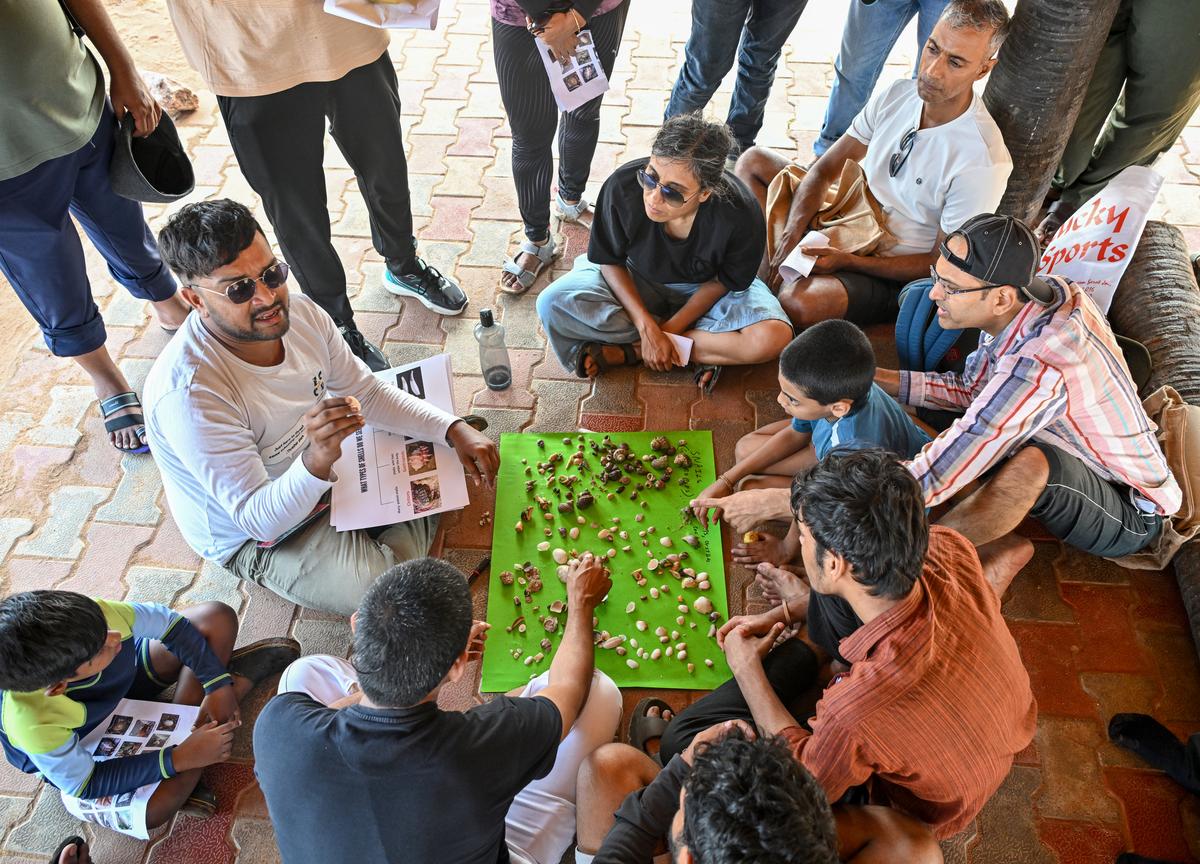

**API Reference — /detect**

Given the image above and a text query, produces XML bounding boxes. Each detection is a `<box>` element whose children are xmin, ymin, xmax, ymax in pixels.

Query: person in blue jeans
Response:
<box><xmin>664</xmin><ymin>0</ymin><xmax>811</xmax><ymax>157</ymax></box>
<box><xmin>815</xmin><ymin>0</ymin><xmax>952</xmax><ymax>157</ymax></box>
<box><xmin>0</xmin><ymin>0</ymin><xmax>191</xmax><ymax>454</ymax></box>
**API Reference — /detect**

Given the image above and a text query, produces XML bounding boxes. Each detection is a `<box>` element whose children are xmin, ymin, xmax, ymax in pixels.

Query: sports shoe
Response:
<box><xmin>383</xmin><ymin>257</ymin><xmax>468</xmax><ymax>316</ymax></box>
<box><xmin>340</xmin><ymin>324</ymin><xmax>389</xmax><ymax>372</ymax></box>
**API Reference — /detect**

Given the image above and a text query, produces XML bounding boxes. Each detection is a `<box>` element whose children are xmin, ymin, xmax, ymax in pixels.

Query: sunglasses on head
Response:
<box><xmin>189</xmin><ymin>261</ymin><xmax>289</xmax><ymax>304</ymax></box>
<box><xmin>889</xmin><ymin>127</ymin><xmax>917</xmax><ymax>177</ymax></box>
<box><xmin>636</xmin><ymin>169</ymin><xmax>699</xmax><ymax>208</ymax></box>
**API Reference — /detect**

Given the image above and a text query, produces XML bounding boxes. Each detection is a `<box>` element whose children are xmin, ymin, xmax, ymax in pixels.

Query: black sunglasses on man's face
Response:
<box><xmin>188</xmin><ymin>261</ymin><xmax>289</xmax><ymax>304</ymax></box>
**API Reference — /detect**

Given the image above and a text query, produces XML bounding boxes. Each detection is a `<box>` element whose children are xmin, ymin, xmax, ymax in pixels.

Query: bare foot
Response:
<box><xmin>152</xmin><ymin>292</ymin><xmax>192</xmax><ymax>330</ymax></box>
<box><xmin>641</xmin><ymin>704</ymin><xmax>673</xmax><ymax>757</ymax></box>
<box><xmin>732</xmin><ymin>532</ymin><xmax>791</xmax><ymax>569</ymax></box>
<box><xmin>581</xmin><ymin>344</ymin><xmax>640</xmax><ymax>378</ymax></box>
<box><xmin>976</xmin><ymin>533</ymin><xmax>1035</xmax><ymax>598</ymax></box>
<box><xmin>500</xmin><ymin>239</ymin><xmax>553</xmax><ymax>292</ymax></box>
<box><xmin>755</xmin><ymin>562</ymin><xmax>809</xmax><ymax>609</ymax></box>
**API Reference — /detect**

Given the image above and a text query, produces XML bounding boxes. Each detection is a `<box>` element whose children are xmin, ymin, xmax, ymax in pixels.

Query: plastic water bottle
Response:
<box><xmin>475</xmin><ymin>308</ymin><xmax>512</xmax><ymax>391</ymax></box>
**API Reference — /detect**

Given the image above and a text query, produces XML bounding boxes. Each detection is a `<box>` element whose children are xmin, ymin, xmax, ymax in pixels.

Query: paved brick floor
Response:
<box><xmin>2</xmin><ymin>1</ymin><xmax>1200</xmax><ymax>861</ymax></box>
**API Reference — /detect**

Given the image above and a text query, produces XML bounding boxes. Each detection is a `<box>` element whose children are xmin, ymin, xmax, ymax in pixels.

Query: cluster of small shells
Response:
<box><xmin>498</xmin><ymin>434</ymin><xmax>726</xmax><ymax>674</ymax></box>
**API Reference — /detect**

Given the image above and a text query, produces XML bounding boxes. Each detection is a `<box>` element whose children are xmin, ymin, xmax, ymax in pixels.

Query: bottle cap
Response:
<box><xmin>479</xmin><ymin>308</ymin><xmax>495</xmax><ymax>328</ymax></box>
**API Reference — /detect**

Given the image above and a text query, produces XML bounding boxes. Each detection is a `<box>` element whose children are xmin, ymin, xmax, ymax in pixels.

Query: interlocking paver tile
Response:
<box><xmin>1105</xmin><ymin>766</ymin><xmax>1196</xmax><ymax>861</ymax></box>
<box><xmin>579</xmin><ymin>366</ymin><xmax>640</xmax><ymax>417</ymax></box>
<box><xmin>4</xmin><ymin>784</ymin><xmax>82</xmax><ymax>857</ymax></box>
<box><xmin>291</xmin><ymin>616</ymin><xmax>352</xmax><ymax>659</ymax></box>
<box><xmin>1033</xmin><ymin>717</ymin><xmax>1123</xmax><ymax>824</ymax></box>
<box><xmin>964</xmin><ymin>766</ymin><xmax>1055</xmax><ymax>863</ymax></box>
<box><xmin>1036</xmin><ymin>819</ymin><xmax>1126</xmax><ymax>864</ymax></box>
<box><xmin>236</xmin><ymin>583</ymin><xmax>298</xmax><ymax>648</ymax></box>
<box><xmin>1008</xmin><ymin>621</ymin><xmax>1096</xmax><ymax>718</ymax></box>
<box><xmin>0</xmin><ymin>518</ymin><xmax>33</xmax><ymax>564</ymax></box>
<box><xmin>449</xmin><ymin>117</ymin><xmax>503</xmax><ymax>157</ymax></box>
<box><xmin>1079</xmin><ymin>672</ymin><xmax>1168</xmax><ymax>769</ymax></box>
<box><xmin>123</xmin><ymin>565</ymin><xmax>196</xmax><ymax>605</ymax></box>
<box><xmin>1142</xmin><ymin>627</ymin><xmax>1200</xmax><ymax>723</ymax></box>
<box><xmin>526</xmin><ymin>379</ymin><xmax>589</xmax><ymax>432</ymax></box>
<box><xmin>32</xmin><ymin>385</ymin><xmax>94</xmax><ymax>448</ymax></box>
<box><xmin>94</xmin><ymin>454</ymin><xmax>164</xmax><ymax>526</ymax></box>
<box><xmin>1002</xmin><ymin>542</ymin><xmax>1075</xmax><ymax>622</ymax></box>
<box><xmin>56</xmin><ymin>523</ymin><xmax>156</xmax><ymax>598</ymax></box>
<box><xmin>104</xmin><ymin>291</ymin><xmax>150</xmax><ymax>328</ymax></box>
<box><xmin>493</xmin><ymin>291</ymin><xmax>547</xmax><ymax>350</ymax></box>
<box><xmin>435</xmin><ymin>156</ymin><xmax>492</xmax><ymax>197</ymax></box>
<box><xmin>0</xmin><ymin>412</ymin><xmax>35</xmax><ymax>455</ymax></box>
<box><xmin>461</xmin><ymin>82</ymin><xmax>507</xmax><ymax>119</ymax></box>
<box><xmin>13</xmin><ymin>486</ymin><xmax>108</xmax><ymax>560</ymax></box>
<box><xmin>412</xmin><ymin>99</ymin><xmax>467</xmax><ymax>136</ymax></box>
<box><xmin>230</xmin><ymin>818</ymin><xmax>281</xmax><ymax>864</ymax></box>
<box><xmin>395</xmin><ymin>47</ymin><xmax>447</xmax><ymax>82</ymax></box>
<box><xmin>179</xmin><ymin>560</ymin><xmax>245</xmax><ymax>612</ymax></box>
<box><xmin>1060</xmin><ymin>583</ymin><xmax>1151</xmax><ymax>674</ymax></box>
<box><xmin>3</xmin><ymin>560</ymin><xmax>73</xmax><ymax>596</ymax></box>
<box><xmin>405</xmin><ymin>134</ymin><xmax>456</xmax><ymax>175</ymax></box>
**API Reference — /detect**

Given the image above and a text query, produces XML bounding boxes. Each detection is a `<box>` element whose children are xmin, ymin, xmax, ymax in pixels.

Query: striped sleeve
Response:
<box><xmin>907</xmin><ymin>354</ymin><xmax>1067</xmax><ymax>506</ymax></box>
<box><xmin>781</xmin><ymin>718</ymin><xmax>874</xmax><ymax>804</ymax></box>
<box><xmin>129</xmin><ymin>603</ymin><xmax>232</xmax><ymax>694</ymax></box>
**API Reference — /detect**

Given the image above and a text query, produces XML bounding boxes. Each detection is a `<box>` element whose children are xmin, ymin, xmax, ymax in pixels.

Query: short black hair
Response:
<box><xmin>792</xmin><ymin>448</ymin><xmax>928</xmax><ymax>600</ymax></box>
<box><xmin>0</xmin><ymin>591</ymin><xmax>108</xmax><ymax>692</ymax></box>
<box><xmin>157</xmin><ymin>198</ymin><xmax>263</xmax><ymax>281</ymax></box>
<box><xmin>680</xmin><ymin>729</ymin><xmax>839</xmax><ymax>864</ymax></box>
<box><xmin>352</xmin><ymin>558</ymin><xmax>473</xmax><ymax>707</ymax></box>
<box><xmin>778</xmin><ymin>320</ymin><xmax>875</xmax><ymax>411</ymax></box>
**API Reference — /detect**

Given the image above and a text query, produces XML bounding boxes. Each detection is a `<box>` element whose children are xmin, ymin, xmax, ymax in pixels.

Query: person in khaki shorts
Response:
<box><xmin>142</xmin><ymin>200</ymin><xmax>498</xmax><ymax>616</ymax></box>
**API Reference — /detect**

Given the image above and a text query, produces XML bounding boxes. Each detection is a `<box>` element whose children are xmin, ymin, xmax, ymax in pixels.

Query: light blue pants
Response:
<box><xmin>815</xmin><ymin>0</ymin><xmax>949</xmax><ymax>155</ymax></box>
<box><xmin>536</xmin><ymin>256</ymin><xmax>790</xmax><ymax>374</ymax></box>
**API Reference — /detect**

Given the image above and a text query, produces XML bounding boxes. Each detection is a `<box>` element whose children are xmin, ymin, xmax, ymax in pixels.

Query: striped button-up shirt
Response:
<box><xmin>782</xmin><ymin>527</ymin><xmax>1037</xmax><ymax>838</ymax></box>
<box><xmin>897</xmin><ymin>275</ymin><xmax>1181</xmax><ymax>512</ymax></box>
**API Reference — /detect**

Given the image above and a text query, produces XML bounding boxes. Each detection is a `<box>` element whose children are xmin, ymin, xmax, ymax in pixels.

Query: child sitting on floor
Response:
<box><xmin>0</xmin><ymin>591</ymin><xmax>297</xmax><ymax>837</ymax></box>
<box><xmin>692</xmin><ymin>319</ymin><xmax>930</xmax><ymax>567</ymax></box>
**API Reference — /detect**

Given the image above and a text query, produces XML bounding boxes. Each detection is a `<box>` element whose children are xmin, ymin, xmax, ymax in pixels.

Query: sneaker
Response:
<box><xmin>383</xmin><ymin>257</ymin><xmax>468</xmax><ymax>316</ymax></box>
<box><xmin>340</xmin><ymin>324</ymin><xmax>389</xmax><ymax>372</ymax></box>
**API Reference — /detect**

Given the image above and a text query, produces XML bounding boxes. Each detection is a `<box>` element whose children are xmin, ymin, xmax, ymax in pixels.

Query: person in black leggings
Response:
<box><xmin>492</xmin><ymin>0</ymin><xmax>629</xmax><ymax>294</ymax></box>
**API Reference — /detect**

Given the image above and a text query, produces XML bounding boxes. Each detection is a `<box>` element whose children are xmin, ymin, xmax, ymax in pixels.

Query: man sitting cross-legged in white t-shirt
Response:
<box><xmin>144</xmin><ymin>199</ymin><xmax>498</xmax><ymax>616</ymax></box>
<box><xmin>735</xmin><ymin>0</ymin><xmax>1013</xmax><ymax>330</ymax></box>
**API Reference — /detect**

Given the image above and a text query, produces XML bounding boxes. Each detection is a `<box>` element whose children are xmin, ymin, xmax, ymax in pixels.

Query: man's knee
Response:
<box><xmin>991</xmin><ymin>445</ymin><xmax>1051</xmax><ymax>497</ymax></box>
<box><xmin>779</xmin><ymin>277</ymin><xmax>844</xmax><ymax>329</ymax></box>
<box><xmin>745</xmin><ymin>320</ymin><xmax>795</xmax><ymax>363</ymax></box>
<box><xmin>579</xmin><ymin>743</ymin><xmax>657</xmax><ymax>795</ymax></box>
<box><xmin>735</xmin><ymin>146</ymin><xmax>786</xmax><ymax>188</ymax></box>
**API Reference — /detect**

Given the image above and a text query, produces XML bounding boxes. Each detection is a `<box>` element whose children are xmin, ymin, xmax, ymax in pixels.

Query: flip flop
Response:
<box><xmin>99</xmin><ymin>391</ymin><xmax>150</xmax><ymax>454</ymax></box>
<box><xmin>48</xmin><ymin>837</ymin><xmax>84</xmax><ymax>864</ymax></box>
<box><xmin>228</xmin><ymin>637</ymin><xmax>301</xmax><ymax>688</ymax></box>
<box><xmin>501</xmin><ymin>236</ymin><xmax>559</xmax><ymax>295</ymax></box>
<box><xmin>575</xmin><ymin>342</ymin><xmax>637</xmax><ymax>379</ymax></box>
<box><xmin>627</xmin><ymin>697</ymin><xmax>674</xmax><ymax>766</ymax></box>
<box><xmin>692</xmin><ymin>364</ymin><xmax>723</xmax><ymax>396</ymax></box>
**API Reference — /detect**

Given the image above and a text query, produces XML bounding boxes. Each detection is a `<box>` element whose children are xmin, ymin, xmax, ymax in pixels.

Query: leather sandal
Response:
<box><xmin>575</xmin><ymin>342</ymin><xmax>637</xmax><ymax>379</ymax></box>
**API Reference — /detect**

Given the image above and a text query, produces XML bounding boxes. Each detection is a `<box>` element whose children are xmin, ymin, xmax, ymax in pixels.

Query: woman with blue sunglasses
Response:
<box><xmin>536</xmin><ymin>114</ymin><xmax>793</xmax><ymax>392</ymax></box>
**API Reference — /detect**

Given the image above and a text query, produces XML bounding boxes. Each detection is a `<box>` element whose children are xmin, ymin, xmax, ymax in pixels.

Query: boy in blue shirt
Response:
<box><xmin>692</xmin><ymin>319</ymin><xmax>930</xmax><ymax>567</ymax></box>
<box><xmin>0</xmin><ymin>590</ymin><xmax>298</xmax><ymax>837</ymax></box>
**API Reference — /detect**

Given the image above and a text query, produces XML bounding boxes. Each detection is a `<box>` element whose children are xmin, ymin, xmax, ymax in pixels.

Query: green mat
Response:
<box><xmin>480</xmin><ymin>431</ymin><xmax>733</xmax><ymax>692</ymax></box>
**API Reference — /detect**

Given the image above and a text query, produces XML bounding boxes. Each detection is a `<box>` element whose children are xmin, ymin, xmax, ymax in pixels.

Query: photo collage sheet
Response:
<box><xmin>331</xmin><ymin>354</ymin><xmax>469</xmax><ymax>531</ymax></box>
<box><xmin>538</xmin><ymin>27</ymin><xmax>610</xmax><ymax>112</ymax></box>
<box><xmin>61</xmin><ymin>699</ymin><xmax>200</xmax><ymax>839</ymax></box>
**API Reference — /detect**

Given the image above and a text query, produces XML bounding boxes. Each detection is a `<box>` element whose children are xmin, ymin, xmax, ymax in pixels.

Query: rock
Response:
<box><xmin>141</xmin><ymin>72</ymin><xmax>198</xmax><ymax>118</ymax></box>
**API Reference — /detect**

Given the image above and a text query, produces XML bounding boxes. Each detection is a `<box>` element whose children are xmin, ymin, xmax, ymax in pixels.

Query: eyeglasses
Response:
<box><xmin>889</xmin><ymin>127</ymin><xmax>917</xmax><ymax>177</ymax></box>
<box><xmin>188</xmin><ymin>261</ymin><xmax>289</xmax><ymax>305</ymax></box>
<box><xmin>929</xmin><ymin>265</ymin><xmax>1001</xmax><ymax>297</ymax></box>
<box><xmin>636</xmin><ymin>169</ymin><xmax>699</xmax><ymax>208</ymax></box>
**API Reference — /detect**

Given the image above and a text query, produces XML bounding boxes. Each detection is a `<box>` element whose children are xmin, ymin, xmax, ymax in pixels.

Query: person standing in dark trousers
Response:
<box><xmin>663</xmin><ymin>0</ymin><xmax>810</xmax><ymax>159</ymax></box>
<box><xmin>163</xmin><ymin>1</ymin><xmax>467</xmax><ymax>372</ymax></box>
<box><xmin>0</xmin><ymin>0</ymin><xmax>192</xmax><ymax>454</ymax></box>
<box><xmin>494</xmin><ymin>0</ymin><xmax>629</xmax><ymax>295</ymax></box>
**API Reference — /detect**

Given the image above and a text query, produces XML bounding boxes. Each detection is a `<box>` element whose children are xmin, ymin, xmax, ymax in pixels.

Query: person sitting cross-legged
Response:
<box><xmin>253</xmin><ymin>554</ymin><xmax>622</xmax><ymax>864</ymax></box>
<box><xmin>0</xmin><ymin>590</ymin><xmax>298</xmax><ymax>837</ymax></box>
<box><xmin>144</xmin><ymin>199</ymin><xmax>498</xmax><ymax>616</ymax></box>
<box><xmin>536</xmin><ymin>113</ymin><xmax>793</xmax><ymax>393</ymax></box>
<box><xmin>660</xmin><ymin>449</ymin><xmax>1037</xmax><ymax>840</ymax></box>
<box><xmin>735</xmin><ymin>0</ymin><xmax>1012</xmax><ymax>330</ymax></box>
<box><xmin>691</xmin><ymin>319</ymin><xmax>930</xmax><ymax>569</ymax></box>
<box><xmin>575</xmin><ymin>723</ymin><xmax>944</xmax><ymax>863</ymax></box>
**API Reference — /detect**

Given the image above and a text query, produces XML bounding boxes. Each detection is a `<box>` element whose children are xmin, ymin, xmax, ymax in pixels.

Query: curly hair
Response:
<box><xmin>791</xmin><ymin>448</ymin><xmax>929</xmax><ymax>600</ymax></box>
<box><xmin>157</xmin><ymin>198</ymin><xmax>264</xmax><ymax>281</ymax></box>
<box><xmin>681</xmin><ymin>730</ymin><xmax>839</xmax><ymax>864</ymax></box>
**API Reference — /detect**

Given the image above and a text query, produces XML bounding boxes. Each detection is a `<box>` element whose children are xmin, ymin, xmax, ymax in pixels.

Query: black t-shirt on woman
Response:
<box><xmin>587</xmin><ymin>157</ymin><xmax>767</xmax><ymax>294</ymax></box>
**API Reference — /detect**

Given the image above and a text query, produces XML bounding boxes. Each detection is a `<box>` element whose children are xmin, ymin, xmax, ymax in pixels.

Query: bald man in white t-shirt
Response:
<box><xmin>735</xmin><ymin>0</ymin><xmax>1012</xmax><ymax>330</ymax></box>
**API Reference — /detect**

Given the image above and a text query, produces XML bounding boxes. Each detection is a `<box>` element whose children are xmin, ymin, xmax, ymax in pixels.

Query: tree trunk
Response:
<box><xmin>1109</xmin><ymin>221</ymin><xmax>1200</xmax><ymax>656</ymax></box>
<box><xmin>983</xmin><ymin>0</ymin><xmax>1121</xmax><ymax>224</ymax></box>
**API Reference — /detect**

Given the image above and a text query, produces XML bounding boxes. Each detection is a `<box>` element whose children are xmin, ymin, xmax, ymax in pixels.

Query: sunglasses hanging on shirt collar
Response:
<box><xmin>889</xmin><ymin>127</ymin><xmax>917</xmax><ymax>177</ymax></box>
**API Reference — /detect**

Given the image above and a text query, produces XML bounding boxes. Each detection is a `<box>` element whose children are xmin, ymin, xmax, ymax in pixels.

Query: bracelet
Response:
<box><xmin>780</xmin><ymin>599</ymin><xmax>792</xmax><ymax>627</ymax></box>
<box><xmin>718</xmin><ymin>473</ymin><xmax>734</xmax><ymax>490</ymax></box>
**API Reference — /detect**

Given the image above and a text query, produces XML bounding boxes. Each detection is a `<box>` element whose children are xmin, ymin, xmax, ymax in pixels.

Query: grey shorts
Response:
<box><xmin>836</xmin><ymin>271</ymin><xmax>904</xmax><ymax>326</ymax></box>
<box><xmin>1025</xmin><ymin>442</ymin><xmax>1162</xmax><ymax>558</ymax></box>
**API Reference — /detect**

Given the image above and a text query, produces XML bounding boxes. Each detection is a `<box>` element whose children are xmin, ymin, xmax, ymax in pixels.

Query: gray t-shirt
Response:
<box><xmin>143</xmin><ymin>294</ymin><xmax>456</xmax><ymax>563</ymax></box>
<box><xmin>0</xmin><ymin>0</ymin><xmax>104</xmax><ymax>181</ymax></box>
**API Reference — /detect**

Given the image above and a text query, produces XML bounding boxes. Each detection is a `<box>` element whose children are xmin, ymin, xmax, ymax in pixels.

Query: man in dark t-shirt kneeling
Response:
<box><xmin>253</xmin><ymin>555</ymin><xmax>621</xmax><ymax>864</ymax></box>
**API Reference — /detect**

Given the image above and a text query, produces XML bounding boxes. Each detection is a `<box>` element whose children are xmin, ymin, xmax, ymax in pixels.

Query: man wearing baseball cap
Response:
<box><xmin>877</xmin><ymin>213</ymin><xmax>1181</xmax><ymax>593</ymax></box>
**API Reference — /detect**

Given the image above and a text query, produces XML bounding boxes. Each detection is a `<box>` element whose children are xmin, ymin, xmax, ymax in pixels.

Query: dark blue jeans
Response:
<box><xmin>0</xmin><ymin>102</ymin><xmax>176</xmax><ymax>357</ymax></box>
<box><xmin>664</xmin><ymin>0</ymin><xmax>809</xmax><ymax>154</ymax></box>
